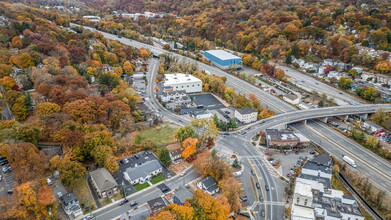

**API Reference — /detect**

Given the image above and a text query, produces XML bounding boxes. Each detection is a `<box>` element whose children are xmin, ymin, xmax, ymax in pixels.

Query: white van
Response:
<box><xmin>47</xmin><ymin>178</ymin><xmax>53</xmax><ymax>186</ymax></box>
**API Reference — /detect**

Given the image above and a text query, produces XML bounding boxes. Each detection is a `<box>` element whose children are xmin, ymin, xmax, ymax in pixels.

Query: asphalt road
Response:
<box><xmin>71</xmin><ymin>23</ymin><xmax>391</xmax><ymax>219</ymax></box>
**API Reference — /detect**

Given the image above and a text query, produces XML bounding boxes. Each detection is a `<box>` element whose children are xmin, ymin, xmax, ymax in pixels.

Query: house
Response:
<box><xmin>264</xmin><ymin>129</ymin><xmax>300</xmax><ymax>148</ymax></box>
<box><xmin>191</xmin><ymin>109</ymin><xmax>213</xmax><ymax>119</ymax></box>
<box><xmin>311</xmin><ymin>153</ymin><xmax>332</xmax><ymax>167</ymax></box>
<box><xmin>374</xmin><ymin>74</ymin><xmax>391</xmax><ymax>85</ymax></box>
<box><xmin>351</xmin><ymin>67</ymin><xmax>363</xmax><ymax>74</ymax></box>
<box><xmin>123</xmin><ymin>160</ymin><xmax>163</xmax><ymax>185</ymax></box>
<box><xmin>361</xmin><ymin>71</ymin><xmax>374</xmax><ymax>81</ymax></box>
<box><xmin>173</xmin><ymin>185</ymin><xmax>194</xmax><ymax>205</ymax></box>
<box><xmin>59</xmin><ymin>193</ymin><xmax>83</xmax><ymax>217</ymax></box>
<box><xmin>301</xmin><ymin>161</ymin><xmax>332</xmax><ymax>180</ymax></box>
<box><xmin>169</xmin><ymin>149</ymin><xmax>182</xmax><ymax>164</ymax></box>
<box><xmin>89</xmin><ymin>168</ymin><xmax>118</xmax><ymax>198</ymax></box>
<box><xmin>160</xmin><ymin>90</ymin><xmax>187</xmax><ymax>103</ymax></box>
<box><xmin>283</xmin><ymin>94</ymin><xmax>300</xmax><ymax>105</ymax></box>
<box><xmin>293</xmin><ymin>58</ymin><xmax>306</xmax><ymax>67</ymax></box>
<box><xmin>291</xmin><ymin>204</ymin><xmax>315</xmax><ymax>220</ymax></box>
<box><xmin>197</xmin><ymin>176</ymin><xmax>219</xmax><ymax>195</ymax></box>
<box><xmin>234</xmin><ymin>107</ymin><xmax>258</xmax><ymax>124</ymax></box>
<box><xmin>119</xmin><ymin>205</ymin><xmax>151</xmax><ymax>220</ymax></box>
<box><xmin>336</xmin><ymin>62</ymin><xmax>350</xmax><ymax>71</ymax></box>
<box><xmin>318</xmin><ymin>66</ymin><xmax>327</xmax><ymax>75</ymax></box>
<box><xmin>147</xmin><ymin>197</ymin><xmax>167</xmax><ymax>215</ymax></box>
<box><xmin>363</xmin><ymin>121</ymin><xmax>383</xmax><ymax>133</ymax></box>
<box><xmin>323</xmin><ymin>59</ymin><xmax>336</xmax><ymax>66</ymax></box>
<box><xmin>303</xmin><ymin>62</ymin><xmax>319</xmax><ymax>72</ymax></box>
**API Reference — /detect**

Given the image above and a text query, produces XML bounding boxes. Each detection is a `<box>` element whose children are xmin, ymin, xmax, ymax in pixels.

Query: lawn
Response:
<box><xmin>101</xmin><ymin>197</ymin><xmax>112</xmax><ymax>206</ymax></box>
<box><xmin>68</xmin><ymin>178</ymin><xmax>96</xmax><ymax>212</ymax></box>
<box><xmin>150</xmin><ymin>174</ymin><xmax>165</xmax><ymax>184</ymax></box>
<box><xmin>134</xmin><ymin>182</ymin><xmax>151</xmax><ymax>191</ymax></box>
<box><xmin>114</xmin><ymin>192</ymin><xmax>124</xmax><ymax>201</ymax></box>
<box><xmin>138</xmin><ymin>124</ymin><xmax>176</xmax><ymax>147</ymax></box>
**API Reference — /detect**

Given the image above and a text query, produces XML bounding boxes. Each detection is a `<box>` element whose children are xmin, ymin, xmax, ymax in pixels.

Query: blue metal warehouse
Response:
<box><xmin>203</xmin><ymin>50</ymin><xmax>242</xmax><ymax>70</ymax></box>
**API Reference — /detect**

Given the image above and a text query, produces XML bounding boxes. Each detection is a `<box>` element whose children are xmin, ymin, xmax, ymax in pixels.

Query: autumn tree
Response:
<box><xmin>139</xmin><ymin>48</ymin><xmax>151</xmax><ymax>60</ymax></box>
<box><xmin>11</xmin><ymin>36</ymin><xmax>23</xmax><ymax>49</ymax></box>
<box><xmin>0</xmin><ymin>64</ymin><xmax>13</xmax><ymax>77</ymax></box>
<box><xmin>181</xmin><ymin>137</ymin><xmax>198</xmax><ymax>159</ymax></box>
<box><xmin>50</xmin><ymin>156</ymin><xmax>86</xmax><ymax>188</ymax></box>
<box><xmin>375</xmin><ymin>61</ymin><xmax>391</xmax><ymax>75</ymax></box>
<box><xmin>36</xmin><ymin>102</ymin><xmax>61</xmax><ymax>119</ymax></box>
<box><xmin>175</xmin><ymin>125</ymin><xmax>196</xmax><ymax>142</ymax></box>
<box><xmin>123</xmin><ymin>61</ymin><xmax>135</xmax><ymax>75</ymax></box>
<box><xmin>338</xmin><ymin>76</ymin><xmax>352</xmax><ymax>90</ymax></box>
<box><xmin>12</xmin><ymin>95</ymin><xmax>28</xmax><ymax>121</ymax></box>
<box><xmin>190</xmin><ymin>118</ymin><xmax>219</xmax><ymax>148</ymax></box>
<box><xmin>189</xmin><ymin>189</ymin><xmax>231</xmax><ymax>219</ymax></box>
<box><xmin>0</xmin><ymin>76</ymin><xmax>16</xmax><ymax>91</ymax></box>
<box><xmin>220</xmin><ymin>177</ymin><xmax>242</xmax><ymax>212</ymax></box>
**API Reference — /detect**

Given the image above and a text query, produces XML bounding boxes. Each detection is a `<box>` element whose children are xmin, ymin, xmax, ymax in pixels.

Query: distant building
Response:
<box><xmin>169</xmin><ymin>149</ymin><xmax>182</xmax><ymax>164</ymax></box>
<box><xmin>163</xmin><ymin>73</ymin><xmax>202</xmax><ymax>93</ymax></box>
<box><xmin>283</xmin><ymin>94</ymin><xmax>300</xmax><ymax>105</ymax></box>
<box><xmin>89</xmin><ymin>168</ymin><xmax>118</xmax><ymax>198</ymax></box>
<box><xmin>361</xmin><ymin>71</ymin><xmax>374</xmax><ymax>81</ymax></box>
<box><xmin>147</xmin><ymin>197</ymin><xmax>167</xmax><ymax>215</ymax></box>
<box><xmin>82</xmin><ymin>15</ymin><xmax>101</xmax><ymax>22</ymax></box>
<box><xmin>160</xmin><ymin>90</ymin><xmax>187</xmax><ymax>102</ymax></box>
<box><xmin>363</xmin><ymin>121</ymin><xmax>383</xmax><ymax>133</ymax></box>
<box><xmin>374</xmin><ymin>74</ymin><xmax>391</xmax><ymax>85</ymax></box>
<box><xmin>197</xmin><ymin>176</ymin><xmax>219</xmax><ymax>195</ymax></box>
<box><xmin>59</xmin><ymin>193</ymin><xmax>83</xmax><ymax>217</ymax></box>
<box><xmin>204</xmin><ymin>50</ymin><xmax>242</xmax><ymax>70</ymax></box>
<box><xmin>264</xmin><ymin>129</ymin><xmax>300</xmax><ymax>148</ymax></box>
<box><xmin>119</xmin><ymin>205</ymin><xmax>151</xmax><ymax>220</ymax></box>
<box><xmin>234</xmin><ymin>107</ymin><xmax>258</xmax><ymax>124</ymax></box>
<box><xmin>351</xmin><ymin>67</ymin><xmax>363</xmax><ymax>74</ymax></box>
<box><xmin>123</xmin><ymin>160</ymin><xmax>163</xmax><ymax>185</ymax></box>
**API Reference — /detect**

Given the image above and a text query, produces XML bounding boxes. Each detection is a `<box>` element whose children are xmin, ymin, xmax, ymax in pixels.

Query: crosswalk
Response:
<box><xmin>243</xmin><ymin>156</ymin><xmax>280</xmax><ymax>179</ymax></box>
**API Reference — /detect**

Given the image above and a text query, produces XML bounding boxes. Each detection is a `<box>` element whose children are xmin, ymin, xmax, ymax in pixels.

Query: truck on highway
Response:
<box><xmin>342</xmin><ymin>155</ymin><xmax>357</xmax><ymax>168</ymax></box>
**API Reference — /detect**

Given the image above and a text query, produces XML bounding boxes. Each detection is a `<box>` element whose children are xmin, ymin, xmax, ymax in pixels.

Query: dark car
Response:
<box><xmin>130</xmin><ymin>201</ymin><xmax>138</xmax><ymax>207</ymax></box>
<box><xmin>251</xmin><ymin>170</ymin><xmax>255</xmax><ymax>175</ymax></box>
<box><xmin>261</xmin><ymin>209</ymin><xmax>265</xmax><ymax>217</ymax></box>
<box><xmin>162</xmin><ymin>187</ymin><xmax>170</xmax><ymax>193</ymax></box>
<box><xmin>134</xmin><ymin>155</ymin><xmax>139</xmax><ymax>159</ymax></box>
<box><xmin>309</xmin><ymin>151</ymin><xmax>316</xmax><ymax>155</ymax></box>
<box><xmin>259</xmin><ymin>195</ymin><xmax>263</xmax><ymax>202</ymax></box>
<box><xmin>240</xmin><ymin>196</ymin><xmax>248</xmax><ymax>202</ymax></box>
<box><xmin>119</xmin><ymin>199</ymin><xmax>129</xmax><ymax>206</ymax></box>
<box><xmin>256</xmin><ymin>183</ymin><xmax>260</xmax><ymax>189</ymax></box>
<box><xmin>265</xmin><ymin>185</ymin><xmax>269</xmax><ymax>191</ymax></box>
<box><xmin>117</xmin><ymin>35</ymin><xmax>122</xmax><ymax>38</ymax></box>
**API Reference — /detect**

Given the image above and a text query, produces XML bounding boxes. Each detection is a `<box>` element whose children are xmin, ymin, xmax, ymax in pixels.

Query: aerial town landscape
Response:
<box><xmin>0</xmin><ymin>0</ymin><xmax>390</xmax><ymax>220</ymax></box>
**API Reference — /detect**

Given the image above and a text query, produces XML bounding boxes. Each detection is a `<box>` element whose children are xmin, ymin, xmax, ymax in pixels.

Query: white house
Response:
<box><xmin>351</xmin><ymin>67</ymin><xmax>363</xmax><ymax>74</ymax></box>
<box><xmin>82</xmin><ymin>15</ymin><xmax>101</xmax><ymax>22</ymax></box>
<box><xmin>293</xmin><ymin>58</ymin><xmax>306</xmax><ymax>67</ymax></box>
<box><xmin>59</xmin><ymin>193</ymin><xmax>83</xmax><ymax>217</ymax></box>
<box><xmin>163</xmin><ymin>73</ymin><xmax>202</xmax><ymax>93</ymax></box>
<box><xmin>323</xmin><ymin>59</ymin><xmax>336</xmax><ymax>66</ymax></box>
<box><xmin>191</xmin><ymin>109</ymin><xmax>213</xmax><ymax>119</ymax></box>
<box><xmin>160</xmin><ymin>90</ymin><xmax>191</xmax><ymax>106</ymax></box>
<box><xmin>301</xmin><ymin>161</ymin><xmax>332</xmax><ymax>180</ymax></box>
<box><xmin>123</xmin><ymin>160</ymin><xmax>163</xmax><ymax>185</ymax></box>
<box><xmin>363</xmin><ymin>121</ymin><xmax>383</xmax><ymax>133</ymax></box>
<box><xmin>234</xmin><ymin>107</ymin><xmax>258</xmax><ymax>123</ymax></box>
<box><xmin>197</xmin><ymin>176</ymin><xmax>219</xmax><ymax>195</ymax></box>
<box><xmin>361</xmin><ymin>71</ymin><xmax>374</xmax><ymax>81</ymax></box>
<box><xmin>283</xmin><ymin>94</ymin><xmax>300</xmax><ymax>105</ymax></box>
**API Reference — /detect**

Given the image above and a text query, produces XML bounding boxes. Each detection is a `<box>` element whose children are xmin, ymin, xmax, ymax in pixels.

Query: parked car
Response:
<box><xmin>259</xmin><ymin>195</ymin><xmax>263</xmax><ymax>202</ymax></box>
<box><xmin>119</xmin><ymin>199</ymin><xmax>129</xmax><ymax>206</ymax></box>
<box><xmin>240</xmin><ymin>196</ymin><xmax>248</xmax><ymax>202</ymax></box>
<box><xmin>261</xmin><ymin>209</ymin><xmax>265</xmax><ymax>217</ymax></box>
<box><xmin>82</xmin><ymin>214</ymin><xmax>94</xmax><ymax>220</ymax></box>
<box><xmin>180</xmin><ymin>172</ymin><xmax>186</xmax><ymax>177</ymax></box>
<box><xmin>57</xmin><ymin>192</ymin><xmax>63</xmax><ymax>199</ymax></box>
<box><xmin>47</xmin><ymin>178</ymin><xmax>52</xmax><ymax>186</ymax></box>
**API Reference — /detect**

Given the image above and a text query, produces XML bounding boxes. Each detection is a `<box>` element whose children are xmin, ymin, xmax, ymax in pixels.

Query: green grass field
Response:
<box><xmin>150</xmin><ymin>174</ymin><xmax>165</xmax><ymax>184</ymax></box>
<box><xmin>133</xmin><ymin>182</ymin><xmax>151</xmax><ymax>191</ymax></box>
<box><xmin>138</xmin><ymin>125</ymin><xmax>176</xmax><ymax>147</ymax></box>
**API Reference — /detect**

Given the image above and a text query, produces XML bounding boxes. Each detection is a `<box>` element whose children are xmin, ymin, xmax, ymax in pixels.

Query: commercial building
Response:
<box><xmin>301</xmin><ymin>161</ymin><xmax>332</xmax><ymax>180</ymax></box>
<box><xmin>89</xmin><ymin>168</ymin><xmax>118</xmax><ymax>198</ymax></box>
<box><xmin>283</xmin><ymin>94</ymin><xmax>300</xmax><ymax>105</ymax></box>
<box><xmin>234</xmin><ymin>107</ymin><xmax>258</xmax><ymax>124</ymax></box>
<box><xmin>204</xmin><ymin>50</ymin><xmax>242</xmax><ymax>70</ymax></box>
<box><xmin>191</xmin><ymin>109</ymin><xmax>213</xmax><ymax>119</ymax></box>
<box><xmin>163</xmin><ymin>73</ymin><xmax>202</xmax><ymax>93</ymax></box>
<box><xmin>264</xmin><ymin>129</ymin><xmax>300</xmax><ymax>148</ymax></box>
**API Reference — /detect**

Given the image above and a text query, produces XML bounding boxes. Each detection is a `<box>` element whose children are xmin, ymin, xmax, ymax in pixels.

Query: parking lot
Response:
<box><xmin>113</xmin><ymin>151</ymin><xmax>172</xmax><ymax>196</ymax></box>
<box><xmin>190</xmin><ymin>93</ymin><xmax>225</xmax><ymax>110</ymax></box>
<box><xmin>273</xmin><ymin>148</ymin><xmax>318</xmax><ymax>178</ymax></box>
<box><xmin>0</xmin><ymin>157</ymin><xmax>16</xmax><ymax>196</ymax></box>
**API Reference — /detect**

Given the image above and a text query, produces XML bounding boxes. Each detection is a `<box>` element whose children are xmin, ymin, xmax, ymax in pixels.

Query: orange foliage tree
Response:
<box><xmin>181</xmin><ymin>137</ymin><xmax>198</xmax><ymax>159</ymax></box>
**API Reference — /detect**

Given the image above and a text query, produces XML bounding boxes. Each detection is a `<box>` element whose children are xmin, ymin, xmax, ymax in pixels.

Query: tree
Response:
<box><xmin>0</xmin><ymin>64</ymin><xmax>13</xmax><ymax>77</ymax></box>
<box><xmin>189</xmin><ymin>189</ymin><xmax>231</xmax><ymax>219</ymax></box>
<box><xmin>63</xmin><ymin>99</ymin><xmax>97</xmax><ymax>123</ymax></box>
<box><xmin>169</xmin><ymin>203</ymin><xmax>194</xmax><ymax>220</ymax></box>
<box><xmin>50</xmin><ymin>156</ymin><xmax>87</xmax><ymax>188</ymax></box>
<box><xmin>12</xmin><ymin>95</ymin><xmax>28</xmax><ymax>120</ymax></box>
<box><xmin>35</xmin><ymin>102</ymin><xmax>61</xmax><ymax>119</ymax></box>
<box><xmin>11</xmin><ymin>36</ymin><xmax>23</xmax><ymax>49</ymax></box>
<box><xmin>159</xmin><ymin>148</ymin><xmax>171</xmax><ymax>167</ymax></box>
<box><xmin>104</xmin><ymin>155</ymin><xmax>119</xmax><ymax>173</ymax></box>
<box><xmin>181</xmin><ymin>138</ymin><xmax>198</xmax><ymax>159</ymax></box>
<box><xmin>375</xmin><ymin>60</ymin><xmax>391</xmax><ymax>75</ymax></box>
<box><xmin>220</xmin><ymin>177</ymin><xmax>242</xmax><ymax>212</ymax></box>
<box><xmin>0</xmin><ymin>76</ymin><xmax>16</xmax><ymax>91</ymax></box>
<box><xmin>175</xmin><ymin>125</ymin><xmax>196</xmax><ymax>142</ymax></box>
<box><xmin>191</xmin><ymin>118</ymin><xmax>219</xmax><ymax>148</ymax></box>
<box><xmin>37</xmin><ymin>185</ymin><xmax>56</xmax><ymax>207</ymax></box>
<box><xmin>356</xmin><ymin>87</ymin><xmax>380</xmax><ymax>101</ymax></box>
<box><xmin>338</xmin><ymin>76</ymin><xmax>352</xmax><ymax>90</ymax></box>
<box><xmin>139</xmin><ymin>48</ymin><xmax>151</xmax><ymax>60</ymax></box>
<box><xmin>92</xmin><ymin>145</ymin><xmax>114</xmax><ymax>168</ymax></box>
<box><xmin>147</xmin><ymin>211</ymin><xmax>175</xmax><ymax>220</ymax></box>
<box><xmin>123</xmin><ymin>61</ymin><xmax>135</xmax><ymax>75</ymax></box>
<box><xmin>365</xmin><ymin>135</ymin><xmax>379</xmax><ymax>149</ymax></box>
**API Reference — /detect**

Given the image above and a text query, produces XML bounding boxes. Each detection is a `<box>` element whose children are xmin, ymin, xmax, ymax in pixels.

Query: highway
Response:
<box><xmin>72</xmin><ymin>23</ymin><xmax>391</xmax><ymax>219</ymax></box>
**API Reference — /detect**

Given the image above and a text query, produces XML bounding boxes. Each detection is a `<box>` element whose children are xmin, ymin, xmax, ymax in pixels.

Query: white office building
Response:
<box><xmin>234</xmin><ymin>107</ymin><xmax>258</xmax><ymax>123</ymax></box>
<box><xmin>163</xmin><ymin>73</ymin><xmax>202</xmax><ymax>93</ymax></box>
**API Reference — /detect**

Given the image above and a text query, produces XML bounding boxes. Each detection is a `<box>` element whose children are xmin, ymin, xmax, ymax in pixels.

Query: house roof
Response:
<box><xmin>174</xmin><ymin>185</ymin><xmax>193</xmax><ymax>204</ymax></box>
<box><xmin>90</xmin><ymin>168</ymin><xmax>118</xmax><ymax>192</ymax></box>
<box><xmin>284</xmin><ymin>94</ymin><xmax>298</xmax><ymax>101</ymax></box>
<box><xmin>311</xmin><ymin>153</ymin><xmax>332</xmax><ymax>167</ymax></box>
<box><xmin>199</xmin><ymin>176</ymin><xmax>217</xmax><ymax>188</ymax></box>
<box><xmin>124</xmin><ymin>160</ymin><xmax>162</xmax><ymax>181</ymax></box>
<box><xmin>265</xmin><ymin>129</ymin><xmax>299</xmax><ymax>142</ymax></box>
<box><xmin>302</xmin><ymin>161</ymin><xmax>332</xmax><ymax>174</ymax></box>
<box><xmin>205</xmin><ymin>50</ymin><xmax>241</xmax><ymax>60</ymax></box>
<box><xmin>120</xmin><ymin>205</ymin><xmax>150</xmax><ymax>220</ymax></box>
<box><xmin>147</xmin><ymin>197</ymin><xmax>167</xmax><ymax>214</ymax></box>
<box><xmin>170</xmin><ymin>149</ymin><xmax>181</xmax><ymax>157</ymax></box>
<box><xmin>60</xmin><ymin>193</ymin><xmax>77</xmax><ymax>206</ymax></box>
<box><xmin>235</xmin><ymin>107</ymin><xmax>257</xmax><ymax>115</ymax></box>
<box><xmin>364</xmin><ymin>121</ymin><xmax>383</xmax><ymax>129</ymax></box>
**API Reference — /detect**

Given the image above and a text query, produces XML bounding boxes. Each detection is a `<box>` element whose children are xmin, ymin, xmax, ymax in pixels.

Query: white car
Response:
<box><xmin>180</xmin><ymin>172</ymin><xmax>186</xmax><ymax>177</ymax></box>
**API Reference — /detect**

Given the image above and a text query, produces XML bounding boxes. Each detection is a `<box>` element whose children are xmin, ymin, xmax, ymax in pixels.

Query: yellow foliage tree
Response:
<box><xmin>181</xmin><ymin>137</ymin><xmax>198</xmax><ymax>159</ymax></box>
<box><xmin>36</xmin><ymin>102</ymin><xmax>61</xmax><ymax>119</ymax></box>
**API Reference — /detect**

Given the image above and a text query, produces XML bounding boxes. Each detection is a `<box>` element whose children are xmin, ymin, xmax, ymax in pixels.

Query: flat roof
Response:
<box><xmin>164</xmin><ymin>73</ymin><xmax>201</xmax><ymax>85</ymax></box>
<box><xmin>291</xmin><ymin>204</ymin><xmax>314</xmax><ymax>219</ymax></box>
<box><xmin>294</xmin><ymin>182</ymin><xmax>313</xmax><ymax>197</ymax></box>
<box><xmin>205</xmin><ymin>50</ymin><xmax>241</xmax><ymax>60</ymax></box>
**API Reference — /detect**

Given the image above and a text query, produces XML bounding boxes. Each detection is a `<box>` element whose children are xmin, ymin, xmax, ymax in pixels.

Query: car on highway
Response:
<box><xmin>130</xmin><ymin>201</ymin><xmax>138</xmax><ymax>207</ymax></box>
<box><xmin>119</xmin><ymin>199</ymin><xmax>129</xmax><ymax>206</ymax></box>
<box><xmin>265</xmin><ymin>185</ymin><xmax>269</xmax><ymax>191</ymax></box>
<box><xmin>256</xmin><ymin>183</ymin><xmax>260</xmax><ymax>189</ymax></box>
<box><xmin>251</xmin><ymin>170</ymin><xmax>255</xmax><ymax>175</ymax></box>
<box><xmin>117</xmin><ymin>35</ymin><xmax>122</xmax><ymax>38</ymax></box>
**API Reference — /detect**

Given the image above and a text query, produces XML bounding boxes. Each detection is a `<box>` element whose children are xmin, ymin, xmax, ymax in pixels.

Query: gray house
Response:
<box><xmin>197</xmin><ymin>176</ymin><xmax>219</xmax><ymax>195</ymax></box>
<box><xmin>59</xmin><ymin>193</ymin><xmax>83</xmax><ymax>217</ymax></box>
<box><xmin>90</xmin><ymin>168</ymin><xmax>118</xmax><ymax>198</ymax></box>
<box><xmin>123</xmin><ymin>160</ymin><xmax>163</xmax><ymax>185</ymax></box>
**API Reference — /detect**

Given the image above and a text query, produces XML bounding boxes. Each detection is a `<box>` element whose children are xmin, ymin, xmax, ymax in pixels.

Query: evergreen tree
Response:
<box><xmin>159</xmin><ymin>148</ymin><xmax>171</xmax><ymax>167</ymax></box>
